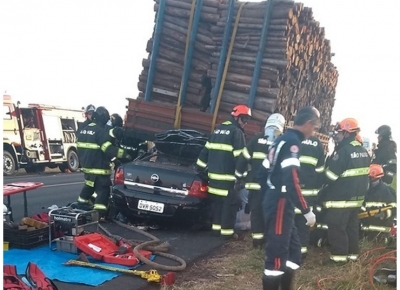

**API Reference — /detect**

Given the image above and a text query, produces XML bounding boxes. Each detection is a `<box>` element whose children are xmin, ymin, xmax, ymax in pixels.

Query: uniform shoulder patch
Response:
<box><xmin>290</xmin><ymin>145</ymin><xmax>299</xmax><ymax>153</ymax></box>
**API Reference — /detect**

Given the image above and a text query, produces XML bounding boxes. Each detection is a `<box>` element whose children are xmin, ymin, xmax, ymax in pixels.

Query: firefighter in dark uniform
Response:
<box><xmin>295</xmin><ymin>135</ymin><xmax>325</xmax><ymax>258</ymax></box>
<box><xmin>235</xmin><ymin>113</ymin><xmax>285</xmax><ymax>248</ymax></box>
<box><xmin>261</xmin><ymin>106</ymin><xmax>319</xmax><ymax>290</ymax></box>
<box><xmin>106</xmin><ymin>113</ymin><xmax>124</xmax><ymax>145</ymax></box>
<box><xmin>76</xmin><ymin>106</ymin><xmax>132</xmax><ymax>218</ymax></box>
<box><xmin>372</xmin><ymin>125</ymin><xmax>397</xmax><ymax>185</ymax></box>
<box><xmin>320</xmin><ymin>118</ymin><xmax>370</xmax><ymax>264</ymax></box>
<box><xmin>360</xmin><ymin>164</ymin><xmax>397</xmax><ymax>240</ymax></box>
<box><xmin>196</xmin><ymin>104</ymin><xmax>251</xmax><ymax>239</ymax></box>
<box><xmin>78</xmin><ymin>104</ymin><xmax>96</xmax><ymax>132</ymax></box>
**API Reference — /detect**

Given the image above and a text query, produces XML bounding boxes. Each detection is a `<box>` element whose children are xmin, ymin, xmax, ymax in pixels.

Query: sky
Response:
<box><xmin>1</xmin><ymin>0</ymin><xmax>399</xmax><ymax>143</ymax></box>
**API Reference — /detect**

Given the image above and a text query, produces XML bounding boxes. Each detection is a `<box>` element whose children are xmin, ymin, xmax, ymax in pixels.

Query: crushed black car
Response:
<box><xmin>110</xmin><ymin>130</ymin><xmax>212</xmax><ymax>229</ymax></box>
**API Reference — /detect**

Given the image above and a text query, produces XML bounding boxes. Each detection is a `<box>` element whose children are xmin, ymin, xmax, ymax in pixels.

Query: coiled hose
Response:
<box><xmin>316</xmin><ymin>247</ymin><xmax>397</xmax><ymax>290</ymax></box>
<box><xmin>98</xmin><ymin>220</ymin><xmax>187</xmax><ymax>272</ymax></box>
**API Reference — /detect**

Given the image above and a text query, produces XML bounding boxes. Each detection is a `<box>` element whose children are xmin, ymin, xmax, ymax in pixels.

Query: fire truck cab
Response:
<box><xmin>3</xmin><ymin>95</ymin><xmax>86</xmax><ymax>176</ymax></box>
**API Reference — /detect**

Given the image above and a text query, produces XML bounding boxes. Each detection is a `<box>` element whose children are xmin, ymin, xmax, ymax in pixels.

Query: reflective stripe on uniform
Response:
<box><xmin>233</xmin><ymin>149</ymin><xmax>242</xmax><ymax>157</ymax></box>
<box><xmin>85</xmin><ymin>180</ymin><xmax>94</xmax><ymax>187</ymax></box>
<box><xmin>205</xmin><ymin>142</ymin><xmax>233</xmax><ymax>152</ymax></box>
<box><xmin>82</xmin><ymin>168</ymin><xmax>111</xmax><ymax>175</ymax></box>
<box><xmin>94</xmin><ymin>204</ymin><xmax>107</xmax><ymax>210</ymax></box>
<box><xmin>253</xmin><ymin>152</ymin><xmax>267</xmax><ymax>159</ymax></box>
<box><xmin>245</xmin><ymin>183</ymin><xmax>261</xmax><ymax>190</ymax></box>
<box><xmin>323</xmin><ymin>200</ymin><xmax>363</xmax><ymax>208</ymax></box>
<box><xmin>235</xmin><ymin>170</ymin><xmax>243</xmax><ymax>178</ymax></box>
<box><xmin>365</xmin><ymin>202</ymin><xmax>397</xmax><ymax>208</ymax></box>
<box><xmin>242</xmin><ymin>147</ymin><xmax>251</xmax><ymax>159</ymax></box>
<box><xmin>208</xmin><ymin>187</ymin><xmax>229</xmax><ymax>196</ymax></box>
<box><xmin>78</xmin><ymin>197</ymin><xmax>89</xmax><ymax>203</ymax></box>
<box><xmin>212</xmin><ymin>224</ymin><xmax>221</xmax><ymax>231</ymax></box>
<box><xmin>341</xmin><ymin>167</ymin><xmax>369</xmax><ymax>177</ymax></box>
<box><xmin>264</xmin><ymin>269</ymin><xmax>284</xmax><ymax>276</ymax></box>
<box><xmin>388</xmin><ymin>159</ymin><xmax>396</xmax><ymax>164</ymax></box>
<box><xmin>262</xmin><ymin>159</ymin><xmax>270</xmax><ymax>169</ymax></box>
<box><xmin>301</xmin><ymin>189</ymin><xmax>319</xmax><ymax>196</ymax></box>
<box><xmin>221</xmin><ymin>229</ymin><xmax>234</xmax><ymax>236</ymax></box>
<box><xmin>361</xmin><ymin>225</ymin><xmax>392</xmax><ymax>233</ymax></box>
<box><xmin>330</xmin><ymin>255</ymin><xmax>348</xmax><ymax>262</ymax></box>
<box><xmin>348</xmin><ymin>255</ymin><xmax>358</xmax><ymax>261</ymax></box>
<box><xmin>281</xmin><ymin>158</ymin><xmax>300</xmax><ymax>168</ymax></box>
<box><xmin>286</xmin><ymin>261</ymin><xmax>300</xmax><ymax>270</ymax></box>
<box><xmin>77</xmin><ymin>142</ymin><xmax>100</xmax><ymax>149</ymax></box>
<box><xmin>315</xmin><ymin>166</ymin><xmax>325</xmax><ymax>173</ymax></box>
<box><xmin>208</xmin><ymin>172</ymin><xmax>236</xmax><ymax>181</ymax></box>
<box><xmin>196</xmin><ymin>159</ymin><xmax>207</xmax><ymax>168</ymax></box>
<box><xmin>325</xmin><ymin>169</ymin><xmax>339</xmax><ymax>181</ymax></box>
<box><xmin>295</xmin><ymin>206</ymin><xmax>313</xmax><ymax>214</ymax></box>
<box><xmin>92</xmin><ymin>192</ymin><xmax>98</xmax><ymax>199</ymax></box>
<box><xmin>117</xmin><ymin>148</ymin><xmax>124</xmax><ymax>158</ymax></box>
<box><xmin>301</xmin><ymin>247</ymin><xmax>308</xmax><ymax>254</ymax></box>
<box><xmin>252</xmin><ymin>233</ymin><xmax>264</xmax><ymax>240</ymax></box>
<box><xmin>316</xmin><ymin>223</ymin><xmax>329</xmax><ymax>230</ymax></box>
<box><xmin>101</xmin><ymin>141</ymin><xmax>112</xmax><ymax>152</ymax></box>
<box><xmin>109</xmin><ymin>128</ymin><xmax>115</xmax><ymax>138</ymax></box>
<box><xmin>299</xmin><ymin>156</ymin><xmax>318</xmax><ymax>166</ymax></box>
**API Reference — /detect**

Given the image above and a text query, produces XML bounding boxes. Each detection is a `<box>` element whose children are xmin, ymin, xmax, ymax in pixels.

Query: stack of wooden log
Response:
<box><xmin>135</xmin><ymin>0</ymin><xmax>338</xmax><ymax>134</ymax></box>
<box><xmin>138</xmin><ymin>0</ymin><xmax>219</xmax><ymax>106</ymax></box>
<box><xmin>210</xmin><ymin>0</ymin><xmax>338</xmax><ymax>133</ymax></box>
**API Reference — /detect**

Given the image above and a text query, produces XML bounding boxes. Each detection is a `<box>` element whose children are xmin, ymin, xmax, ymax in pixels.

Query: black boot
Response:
<box><xmin>262</xmin><ymin>275</ymin><xmax>281</xmax><ymax>290</ymax></box>
<box><xmin>280</xmin><ymin>268</ymin><xmax>295</xmax><ymax>290</ymax></box>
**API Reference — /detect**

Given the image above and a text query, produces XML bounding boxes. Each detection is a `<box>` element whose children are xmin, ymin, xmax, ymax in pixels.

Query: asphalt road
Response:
<box><xmin>3</xmin><ymin>170</ymin><xmax>225</xmax><ymax>289</ymax></box>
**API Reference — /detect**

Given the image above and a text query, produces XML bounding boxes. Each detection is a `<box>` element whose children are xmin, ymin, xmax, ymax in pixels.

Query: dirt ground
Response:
<box><xmin>163</xmin><ymin>234</ymin><xmax>395</xmax><ymax>290</ymax></box>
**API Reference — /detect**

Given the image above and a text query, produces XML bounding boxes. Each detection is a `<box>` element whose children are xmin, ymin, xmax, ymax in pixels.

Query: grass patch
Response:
<box><xmin>165</xmin><ymin>235</ymin><xmax>396</xmax><ymax>290</ymax></box>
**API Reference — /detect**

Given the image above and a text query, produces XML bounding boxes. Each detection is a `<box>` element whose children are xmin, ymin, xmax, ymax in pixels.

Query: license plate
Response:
<box><xmin>137</xmin><ymin>200</ymin><xmax>164</xmax><ymax>213</ymax></box>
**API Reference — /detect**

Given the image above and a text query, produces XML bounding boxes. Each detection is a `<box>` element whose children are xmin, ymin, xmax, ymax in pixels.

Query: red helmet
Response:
<box><xmin>369</xmin><ymin>164</ymin><xmax>384</xmax><ymax>179</ymax></box>
<box><xmin>231</xmin><ymin>104</ymin><xmax>252</xmax><ymax>118</ymax></box>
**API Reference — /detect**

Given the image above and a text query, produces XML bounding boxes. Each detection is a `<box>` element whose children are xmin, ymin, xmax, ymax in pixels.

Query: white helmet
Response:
<box><xmin>264</xmin><ymin>113</ymin><xmax>285</xmax><ymax>142</ymax></box>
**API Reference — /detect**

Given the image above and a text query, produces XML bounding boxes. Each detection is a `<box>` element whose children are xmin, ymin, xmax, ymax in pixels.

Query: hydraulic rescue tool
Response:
<box><xmin>64</xmin><ymin>258</ymin><xmax>175</xmax><ymax>286</ymax></box>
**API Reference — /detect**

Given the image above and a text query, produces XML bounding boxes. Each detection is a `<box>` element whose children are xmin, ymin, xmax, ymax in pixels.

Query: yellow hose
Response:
<box><xmin>174</xmin><ymin>0</ymin><xmax>197</xmax><ymax>129</ymax></box>
<box><xmin>211</xmin><ymin>2</ymin><xmax>247</xmax><ymax>133</ymax></box>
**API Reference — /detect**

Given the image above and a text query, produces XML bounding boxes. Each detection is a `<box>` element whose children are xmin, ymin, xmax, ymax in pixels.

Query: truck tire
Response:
<box><xmin>3</xmin><ymin>151</ymin><xmax>16</xmax><ymax>176</ymax></box>
<box><xmin>60</xmin><ymin>150</ymin><xmax>79</xmax><ymax>173</ymax></box>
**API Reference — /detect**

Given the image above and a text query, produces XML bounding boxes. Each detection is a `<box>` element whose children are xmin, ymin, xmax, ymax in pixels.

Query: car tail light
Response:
<box><xmin>114</xmin><ymin>167</ymin><xmax>124</xmax><ymax>185</ymax></box>
<box><xmin>187</xmin><ymin>180</ymin><xmax>208</xmax><ymax>198</ymax></box>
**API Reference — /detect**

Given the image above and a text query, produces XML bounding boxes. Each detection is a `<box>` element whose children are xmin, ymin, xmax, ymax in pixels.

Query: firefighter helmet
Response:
<box><xmin>85</xmin><ymin>104</ymin><xmax>95</xmax><ymax>113</ymax></box>
<box><xmin>334</xmin><ymin>118</ymin><xmax>360</xmax><ymax>133</ymax></box>
<box><xmin>92</xmin><ymin>106</ymin><xmax>110</xmax><ymax>126</ymax></box>
<box><xmin>231</xmin><ymin>104</ymin><xmax>252</xmax><ymax>118</ymax></box>
<box><xmin>369</xmin><ymin>164</ymin><xmax>384</xmax><ymax>179</ymax></box>
<box><xmin>375</xmin><ymin>125</ymin><xmax>391</xmax><ymax>138</ymax></box>
<box><xmin>265</xmin><ymin>113</ymin><xmax>285</xmax><ymax>133</ymax></box>
<box><xmin>110</xmin><ymin>113</ymin><xmax>123</xmax><ymax>128</ymax></box>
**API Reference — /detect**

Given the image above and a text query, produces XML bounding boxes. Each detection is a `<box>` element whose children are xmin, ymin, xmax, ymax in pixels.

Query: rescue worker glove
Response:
<box><xmin>304</xmin><ymin>210</ymin><xmax>316</xmax><ymax>227</ymax></box>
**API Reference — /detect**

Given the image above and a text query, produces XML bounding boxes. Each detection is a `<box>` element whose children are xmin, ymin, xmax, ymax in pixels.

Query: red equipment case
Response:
<box><xmin>74</xmin><ymin>233</ymin><xmax>152</xmax><ymax>267</ymax></box>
